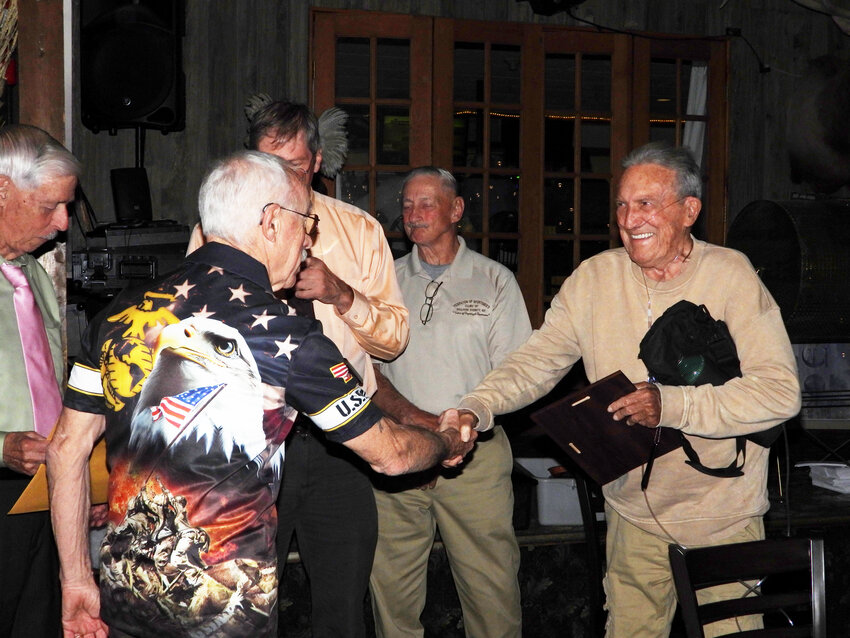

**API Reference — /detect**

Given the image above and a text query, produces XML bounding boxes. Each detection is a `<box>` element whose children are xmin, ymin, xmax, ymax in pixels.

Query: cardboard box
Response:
<box><xmin>514</xmin><ymin>457</ymin><xmax>583</xmax><ymax>526</ymax></box>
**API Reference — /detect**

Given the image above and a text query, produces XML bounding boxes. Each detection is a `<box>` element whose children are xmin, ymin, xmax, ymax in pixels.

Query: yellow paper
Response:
<box><xmin>8</xmin><ymin>438</ymin><xmax>108</xmax><ymax>514</ymax></box>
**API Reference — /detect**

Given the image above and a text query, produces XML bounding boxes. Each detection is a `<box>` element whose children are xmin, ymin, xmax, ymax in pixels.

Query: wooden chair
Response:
<box><xmin>573</xmin><ymin>468</ymin><xmax>607</xmax><ymax>637</ymax></box>
<box><xmin>668</xmin><ymin>538</ymin><xmax>826</xmax><ymax>638</ymax></box>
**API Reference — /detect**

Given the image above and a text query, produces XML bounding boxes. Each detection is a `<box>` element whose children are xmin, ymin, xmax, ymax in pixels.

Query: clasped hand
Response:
<box><xmin>437</xmin><ymin>409</ymin><xmax>478</xmax><ymax>467</ymax></box>
<box><xmin>607</xmin><ymin>381</ymin><xmax>662</xmax><ymax>428</ymax></box>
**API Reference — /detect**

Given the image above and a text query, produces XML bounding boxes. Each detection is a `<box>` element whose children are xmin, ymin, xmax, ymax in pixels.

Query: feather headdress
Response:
<box><xmin>243</xmin><ymin>93</ymin><xmax>349</xmax><ymax>178</ymax></box>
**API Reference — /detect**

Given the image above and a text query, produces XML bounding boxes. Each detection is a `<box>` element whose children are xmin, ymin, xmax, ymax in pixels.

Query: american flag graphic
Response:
<box><xmin>150</xmin><ymin>384</ymin><xmax>225</xmax><ymax>428</ymax></box>
<box><xmin>329</xmin><ymin>362</ymin><xmax>353</xmax><ymax>383</ymax></box>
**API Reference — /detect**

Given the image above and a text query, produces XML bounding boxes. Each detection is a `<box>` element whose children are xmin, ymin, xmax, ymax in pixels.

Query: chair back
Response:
<box><xmin>668</xmin><ymin>537</ymin><xmax>825</xmax><ymax>638</ymax></box>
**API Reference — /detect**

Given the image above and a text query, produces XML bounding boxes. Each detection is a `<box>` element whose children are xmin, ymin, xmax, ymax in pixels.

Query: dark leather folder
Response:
<box><xmin>530</xmin><ymin>371</ymin><xmax>682</xmax><ymax>485</ymax></box>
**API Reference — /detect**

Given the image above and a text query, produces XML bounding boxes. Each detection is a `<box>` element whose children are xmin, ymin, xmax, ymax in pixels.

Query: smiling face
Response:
<box><xmin>615</xmin><ymin>163</ymin><xmax>700</xmax><ymax>278</ymax></box>
<box><xmin>0</xmin><ymin>174</ymin><xmax>77</xmax><ymax>259</ymax></box>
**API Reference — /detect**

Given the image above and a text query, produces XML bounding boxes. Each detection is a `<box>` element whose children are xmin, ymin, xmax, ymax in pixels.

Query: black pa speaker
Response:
<box><xmin>111</xmin><ymin>167</ymin><xmax>153</xmax><ymax>224</ymax></box>
<box><xmin>81</xmin><ymin>0</ymin><xmax>185</xmax><ymax>133</ymax></box>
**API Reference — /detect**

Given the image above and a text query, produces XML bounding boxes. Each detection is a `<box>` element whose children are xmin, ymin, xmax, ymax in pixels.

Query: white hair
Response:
<box><xmin>0</xmin><ymin>124</ymin><xmax>81</xmax><ymax>190</ymax></box>
<box><xmin>198</xmin><ymin>150</ymin><xmax>305</xmax><ymax>245</ymax></box>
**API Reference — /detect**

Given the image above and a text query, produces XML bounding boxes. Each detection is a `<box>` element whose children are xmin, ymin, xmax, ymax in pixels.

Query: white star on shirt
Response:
<box><xmin>193</xmin><ymin>305</ymin><xmax>215</xmax><ymax>319</ymax></box>
<box><xmin>174</xmin><ymin>279</ymin><xmax>195</xmax><ymax>299</ymax></box>
<box><xmin>229</xmin><ymin>284</ymin><xmax>251</xmax><ymax>303</ymax></box>
<box><xmin>286</xmin><ymin>303</ymin><xmax>298</xmax><ymax>316</ymax></box>
<box><xmin>251</xmin><ymin>309</ymin><xmax>275</xmax><ymax>330</ymax></box>
<box><xmin>274</xmin><ymin>335</ymin><xmax>298</xmax><ymax>359</ymax></box>
<box><xmin>207</xmin><ymin>266</ymin><xmax>225</xmax><ymax>275</ymax></box>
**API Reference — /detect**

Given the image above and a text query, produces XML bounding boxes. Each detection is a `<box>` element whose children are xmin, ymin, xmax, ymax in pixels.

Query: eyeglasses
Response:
<box><xmin>262</xmin><ymin>202</ymin><xmax>319</xmax><ymax>235</ymax></box>
<box><xmin>420</xmin><ymin>279</ymin><xmax>443</xmax><ymax>325</ymax></box>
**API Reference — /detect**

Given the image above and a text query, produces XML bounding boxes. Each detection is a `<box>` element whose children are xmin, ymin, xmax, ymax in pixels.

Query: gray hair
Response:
<box><xmin>0</xmin><ymin>124</ymin><xmax>81</xmax><ymax>190</ymax></box>
<box><xmin>198</xmin><ymin>150</ymin><xmax>305</xmax><ymax>245</ymax></box>
<box><xmin>622</xmin><ymin>142</ymin><xmax>702</xmax><ymax>200</ymax></box>
<box><xmin>402</xmin><ymin>166</ymin><xmax>459</xmax><ymax>198</ymax></box>
<box><xmin>247</xmin><ymin>100</ymin><xmax>320</xmax><ymax>154</ymax></box>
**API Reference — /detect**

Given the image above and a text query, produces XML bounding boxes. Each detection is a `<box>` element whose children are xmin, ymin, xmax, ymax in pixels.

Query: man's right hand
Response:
<box><xmin>2</xmin><ymin>431</ymin><xmax>49</xmax><ymax>475</ymax></box>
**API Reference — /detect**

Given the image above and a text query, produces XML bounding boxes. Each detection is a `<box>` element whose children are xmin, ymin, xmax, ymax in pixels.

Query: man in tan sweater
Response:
<box><xmin>450</xmin><ymin>142</ymin><xmax>801</xmax><ymax>637</ymax></box>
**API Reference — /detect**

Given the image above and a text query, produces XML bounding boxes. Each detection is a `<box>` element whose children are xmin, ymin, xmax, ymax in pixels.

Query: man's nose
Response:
<box><xmin>53</xmin><ymin>205</ymin><xmax>70</xmax><ymax>231</ymax></box>
<box><xmin>619</xmin><ymin>204</ymin><xmax>644</xmax><ymax>230</ymax></box>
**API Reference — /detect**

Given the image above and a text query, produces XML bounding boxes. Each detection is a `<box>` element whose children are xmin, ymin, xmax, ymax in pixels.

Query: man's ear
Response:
<box><xmin>313</xmin><ymin>149</ymin><xmax>323</xmax><ymax>176</ymax></box>
<box><xmin>0</xmin><ymin>176</ymin><xmax>11</xmax><ymax>202</ymax></box>
<box><xmin>683</xmin><ymin>196</ymin><xmax>701</xmax><ymax>228</ymax></box>
<box><xmin>451</xmin><ymin>196</ymin><xmax>465</xmax><ymax>223</ymax></box>
<box><xmin>259</xmin><ymin>205</ymin><xmax>279</xmax><ymax>243</ymax></box>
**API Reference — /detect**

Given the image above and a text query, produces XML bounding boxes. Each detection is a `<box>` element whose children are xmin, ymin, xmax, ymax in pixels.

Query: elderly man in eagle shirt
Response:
<box><xmin>47</xmin><ymin>150</ymin><xmax>475</xmax><ymax>638</ymax></box>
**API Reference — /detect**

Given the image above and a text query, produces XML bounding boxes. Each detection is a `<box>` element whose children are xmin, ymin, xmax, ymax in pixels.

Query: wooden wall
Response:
<box><xmin>69</xmin><ymin>0</ymin><xmax>850</xmax><ymax>248</ymax></box>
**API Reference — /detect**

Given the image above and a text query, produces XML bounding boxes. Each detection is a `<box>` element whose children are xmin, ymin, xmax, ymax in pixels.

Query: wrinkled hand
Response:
<box><xmin>294</xmin><ymin>257</ymin><xmax>355</xmax><ymax>315</ymax></box>
<box><xmin>61</xmin><ymin>580</ymin><xmax>108</xmax><ymax>638</ymax></box>
<box><xmin>3</xmin><ymin>431</ymin><xmax>49</xmax><ymax>476</ymax></box>
<box><xmin>607</xmin><ymin>381</ymin><xmax>661</xmax><ymax>428</ymax></box>
<box><xmin>89</xmin><ymin>504</ymin><xmax>109</xmax><ymax>529</ymax></box>
<box><xmin>437</xmin><ymin>409</ymin><xmax>477</xmax><ymax>466</ymax></box>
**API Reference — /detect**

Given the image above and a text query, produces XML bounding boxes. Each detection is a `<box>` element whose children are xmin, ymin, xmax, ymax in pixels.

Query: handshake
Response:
<box><xmin>435</xmin><ymin>408</ymin><xmax>480</xmax><ymax>468</ymax></box>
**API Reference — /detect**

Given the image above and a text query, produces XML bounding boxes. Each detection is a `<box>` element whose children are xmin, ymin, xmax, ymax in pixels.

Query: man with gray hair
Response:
<box><xmin>47</xmin><ymin>151</ymin><xmax>474</xmax><ymax>638</ymax></box>
<box><xmin>450</xmin><ymin>142</ymin><xmax>801</xmax><ymax>637</ymax></box>
<box><xmin>369</xmin><ymin>166</ymin><xmax>531</xmax><ymax>637</ymax></box>
<box><xmin>0</xmin><ymin>124</ymin><xmax>79</xmax><ymax>637</ymax></box>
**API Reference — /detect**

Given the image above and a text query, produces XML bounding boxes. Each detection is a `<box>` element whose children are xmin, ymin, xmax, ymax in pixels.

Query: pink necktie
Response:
<box><xmin>1</xmin><ymin>262</ymin><xmax>62</xmax><ymax>437</ymax></box>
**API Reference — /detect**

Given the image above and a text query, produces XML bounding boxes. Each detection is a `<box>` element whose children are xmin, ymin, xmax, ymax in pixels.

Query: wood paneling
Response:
<box><xmin>18</xmin><ymin>0</ymin><xmax>64</xmax><ymax>140</ymax></box>
<box><xmin>18</xmin><ymin>0</ymin><xmax>837</xmax><ymax>239</ymax></box>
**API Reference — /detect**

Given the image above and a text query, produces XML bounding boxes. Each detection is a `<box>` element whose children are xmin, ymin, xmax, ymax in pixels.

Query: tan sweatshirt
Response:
<box><xmin>460</xmin><ymin>239</ymin><xmax>801</xmax><ymax>545</ymax></box>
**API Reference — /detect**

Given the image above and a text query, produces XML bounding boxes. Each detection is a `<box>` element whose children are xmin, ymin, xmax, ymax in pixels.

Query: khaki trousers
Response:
<box><xmin>603</xmin><ymin>506</ymin><xmax>765</xmax><ymax>638</ymax></box>
<box><xmin>370</xmin><ymin>427</ymin><xmax>522</xmax><ymax>638</ymax></box>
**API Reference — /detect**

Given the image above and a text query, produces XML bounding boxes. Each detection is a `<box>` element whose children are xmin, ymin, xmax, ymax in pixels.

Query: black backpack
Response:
<box><xmin>638</xmin><ymin>300</ymin><xmax>782</xmax><ymax>478</ymax></box>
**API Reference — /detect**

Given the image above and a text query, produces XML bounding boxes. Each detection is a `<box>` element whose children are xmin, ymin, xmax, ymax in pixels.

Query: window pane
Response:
<box><xmin>377</xmin><ymin>39</ymin><xmax>409</xmax><ymax>99</ymax></box>
<box><xmin>339</xmin><ymin>170</ymin><xmax>369</xmax><ymax>213</ymax></box>
<box><xmin>544</xmin><ymin>178</ymin><xmax>574</xmax><ymax>235</ymax></box>
<box><xmin>489</xmin><ymin>175</ymin><xmax>519</xmax><ymax>232</ymax></box>
<box><xmin>457</xmin><ymin>174</ymin><xmax>483</xmax><ymax>232</ymax></box>
<box><xmin>491</xmin><ymin>45</ymin><xmax>521</xmax><ymax>103</ymax></box>
<box><xmin>580</xmin><ymin>179</ymin><xmax>610</xmax><ymax>234</ymax></box>
<box><xmin>454</xmin><ymin>42</ymin><xmax>484</xmax><ymax>102</ymax></box>
<box><xmin>345</xmin><ymin>104</ymin><xmax>370</xmax><ymax>165</ymax></box>
<box><xmin>581</xmin><ymin>55</ymin><xmax>611</xmax><ymax>112</ymax></box>
<box><xmin>544</xmin><ymin>240</ymin><xmax>573</xmax><ymax>296</ymax></box>
<box><xmin>491</xmin><ymin>239</ymin><xmax>519</xmax><ymax>272</ymax></box>
<box><xmin>454</xmin><ymin>109</ymin><xmax>484</xmax><ymax>167</ymax></box>
<box><xmin>490</xmin><ymin>110</ymin><xmax>519</xmax><ymax>168</ymax></box>
<box><xmin>544</xmin><ymin>115</ymin><xmax>574</xmax><ymax>172</ymax></box>
<box><xmin>650</xmin><ymin>58</ymin><xmax>677</xmax><ymax>115</ymax></box>
<box><xmin>650</xmin><ymin>121</ymin><xmax>677</xmax><ymax>145</ymax></box>
<box><xmin>376</xmin><ymin>171</ymin><xmax>405</xmax><ymax>232</ymax></box>
<box><xmin>580</xmin><ymin>239</ymin><xmax>609</xmax><ymax>261</ymax></box>
<box><xmin>377</xmin><ymin>106</ymin><xmax>409</xmax><ymax>165</ymax></box>
<box><xmin>465</xmin><ymin>236</ymin><xmax>482</xmax><ymax>253</ymax></box>
<box><xmin>581</xmin><ymin>118</ymin><xmax>610</xmax><ymax>173</ymax></box>
<box><xmin>545</xmin><ymin>53</ymin><xmax>575</xmax><ymax>111</ymax></box>
<box><xmin>336</xmin><ymin>37</ymin><xmax>370</xmax><ymax>99</ymax></box>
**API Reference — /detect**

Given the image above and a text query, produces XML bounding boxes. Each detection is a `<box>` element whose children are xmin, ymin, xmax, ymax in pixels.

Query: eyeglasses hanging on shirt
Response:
<box><xmin>420</xmin><ymin>280</ymin><xmax>443</xmax><ymax>325</ymax></box>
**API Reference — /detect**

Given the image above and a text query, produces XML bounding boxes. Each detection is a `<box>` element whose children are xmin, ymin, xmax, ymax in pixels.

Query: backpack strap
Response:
<box><xmin>679</xmin><ymin>432</ymin><xmax>746</xmax><ymax>478</ymax></box>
